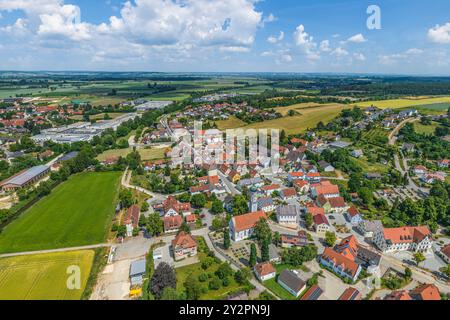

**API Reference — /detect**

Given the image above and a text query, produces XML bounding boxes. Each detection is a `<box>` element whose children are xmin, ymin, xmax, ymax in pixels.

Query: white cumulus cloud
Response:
<box><xmin>346</xmin><ymin>33</ymin><xmax>367</xmax><ymax>43</ymax></box>
<box><xmin>428</xmin><ymin>23</ymin><xmax>450</xmax><ymax>44</ymax></box>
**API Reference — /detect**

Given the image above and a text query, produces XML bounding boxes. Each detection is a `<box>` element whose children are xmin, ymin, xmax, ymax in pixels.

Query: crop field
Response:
<box><xmin>352</xmin><ymin>96</ymin><xmax>450</xmax><ymax>109</ymax></box>
<box><xmin>0</xmin><ymin>172</ymin><xmax>121</xmax><ymax>254</ymax></box>
<box><xmin>96</xmin><ymin>147</ymin><xmax>167</xmax><ymax>162</ymax></box>
<box><xmin>240</xmin><ymin>103</ymin><xmax>348</xmax><ymax>134</ymax></box>
<box><xmin>215</xmin><ymin>116</ymin><xmax>247</xmax><ymax>130</ymax></box>
<box><xmin>0</xmin><ymin>250</ymin><xmax>94</xmax><ymax>300</ymax></box>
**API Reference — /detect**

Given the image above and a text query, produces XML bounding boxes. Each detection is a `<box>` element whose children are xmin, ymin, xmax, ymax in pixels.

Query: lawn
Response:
<box><xmin>0</xmin><ymin>250</ymin><xmax>94</xmax><ymax>300</ymax></box>
<box><xmin>414</xmin><ymin>122</ymin><xmax>440</xmax><ymax>135</ymax></box>
<box><xmin>0</xmin><ymin>171</ymin><xmax>121</xmax><ymax>254</ymax></box>
<box><xmin>263</xmin><ymin>277</ymin><xmax>298</xmax><ymax>300</ymax></box>
<box><xmin>96</xmin><ymin>147</ymin><xmax>167</xmax><ymax>162</ymax></box>
<box><xmin>174</xmin><ymin>237</ymin><xmax>247</xmax><ymax>300</ymax></box>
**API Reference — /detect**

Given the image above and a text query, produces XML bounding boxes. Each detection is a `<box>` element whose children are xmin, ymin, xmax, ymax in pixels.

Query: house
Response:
<box><xmin>276</xmin><ymin>205</ymin><xmax>298</xmax><ymax>229</ymax></box>
<box><xmin>256</xmin><ymin>197</ymin><xmax>276</xmax><ymax>213</ymax></box>
<box><xmin>300</xmin><ymin>285</ymin><xmax>323</xmax><ymax>300</ymax></box>
<box><xmin>338</xmin><ymin>287</ymin><xmax>361</xmax><ymax>300</ymax></box>
<box><xmin>318</xmin><ymin>160</ymin><xmax>335</xmax><ymax>172</ymax></box>
<box><xmin>365</xmin><ymin>172</ymin><xmax>382</xmax><ymax>180</ymax></box>
<box><xmin>420</xmin><ymin>173</ymin><xmax>445</xmax><ymax>184</ymax></box>
<box><xmin>413</xmin><ymin>165</ymin><xmax>427</xmax><ymax>175</ymax></box>
<box><xmin>262</xmin><ymin>184</ymin><xmax>281</xmax><ymax>196</ymax></box>
<box><xmin>229</xmin><ymin>211</ymin><xmax>267</xmax><ymax>242</ymax></box>
<box><xmin>238</xmin><ymin>177</ymin><xmax>264</xmax><ymax>189</ymax></box>
<box><xmin>438</xmin><ymin>244</ymin><xmax>450</xmax><ymax>263</ymax></box>
<box><xmin>286</xmin><ymin>150</ymin><xmax>306</xmax><ymax>164</ymax></box>
<box><xmin>129</xmin><ymin>259</ymin><xmax>146</xmax><ymax>287</ymax></box>
<box><xmin>279</xmin><ymin>188</ymin><xmax>297</xmax><ymax>201</ymax></box>
<box><xmin>269</xmin><ymin>244</ymin><xmax>281</xmax><ymax>264</ymax></box>
<box><xmin>409</xmin><ymin>284</ymin><xmax>441</xmax><ymax>300</ymax></box>
<box><xmin>171</xmin><ymin>231</ymin><xmax>198</xmax><ymax>261</ymax></box>
<box><xmin>281</xmin><ymin>231</ymin><xmax>308</xmax><ymax>248</ymax></box>
<box><xmin>357</xmin><ymin>219</ymin><xmax>383</xmax><ymax>239</ymax></box>
<box><xmin>288</xmin><ymin>171</ymin><xmax>305</xmax><ymax>183</ymax></box>
<box><xmin>402</xmin><ymin>143</ymin><xmax>415</xmax><ymax>153</ymax></box>
<box><xmin>313</xmin><ymin>214</ymin><xmax>330</xmax><ymax>236</ymax></box>
<box><xmin>163</xmin><ymin>195</ymin><xmax>192</xmax><ymax>217</ymax></box>
<box><xmin>164</xmin><ymin>215</ymin><xmax>183</xmax><ymax>233</ymax></box>
<box><xmin>307</xmin><ymin>206</ymin><xmax>325</xmax><ymax>217</ymax></box>
<box><xmin>124</xmin><ymin>205</ymin><xmax>140</xmax><ymax>237</ymax></box>
<box><xmin>345</xmin><ymin>206</ymin><xmax>363</xmax><ymax>226</ymax></box>
<box><xmin>277</xmin><ymin>270</ymin><xmax>306</xmax><ymax>297</ymax></box>
<box><xmin>254</xmin><ymin>262</ymin><xmax>276</xmax><ymax>282</ymax></box>
<box><xmin>293</xmin><ymin>179</ymin><xmax>309</xmax><ymax>194</ymax></box>
<box><xmin>310</xmin><ymin>181</ymin><xmax>340</xmax><ymax>199</ymax></box>
<box><xmin>351</xmin><ymin>149</ymin><xmax>363</xmax><ymax>158</ymax></box>
<box><xmin>306</xmin><ymin>172</ymin><xmax>321</xmax><ymax>183</ymax></box>
<box><xmin>437</xmin><ymin>159</ymin><xmax>449</xmax><ymax>168</ymax></box>
<box><xmin>320</xmin><ymin>247</ymin><xmax>362</xmax><ymax>282</ymax></box>
<box><xmin>373</xmin><ymin>226</ymin><xmax>433</xmax><ymax>253</ymax></box>
<box><xmin>384</xmin><ymin>290</ymin><xmax>412</xmax><ymax>300</ymax></box>
<box><xmin>228</xmin><ymin>170</ymin><xmax>241</xmax><ymax>183</ymax></box>
<box><xmin>316</xmin><ymin>195</ymin><xmax>348</xmax><ymax>214</ymax></box>
<box><xmin>328</xmin><ymin>141</ymin><xmax>351</xmax><ymax>149</ymax></box>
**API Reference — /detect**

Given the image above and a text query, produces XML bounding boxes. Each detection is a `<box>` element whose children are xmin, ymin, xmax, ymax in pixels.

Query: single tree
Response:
<box><xmin>249</xmin><ymin>243</ymin><xmax>257</xmax><ymax>267</ymax></box>
<box><xmin>223</xmin><ymin>229</ymin><xmax>231</xmax><ymax>250</ymax></box>
<box><xmin>150</xmin><ymin>262</ymin><xmax>177</xmax><ymax>299</ymax></box>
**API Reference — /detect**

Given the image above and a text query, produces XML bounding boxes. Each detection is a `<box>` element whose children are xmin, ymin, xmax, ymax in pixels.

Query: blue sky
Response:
<box><xmin>0</xmin><ymin>0</ymin><xmax>449</xmax><ymax>74</ymax></box>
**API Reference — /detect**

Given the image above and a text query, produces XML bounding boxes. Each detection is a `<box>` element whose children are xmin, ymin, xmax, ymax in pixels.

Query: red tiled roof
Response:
<box><xmin>383</xmin><ymin>226</ymin><xmax>431</xmax><ymax>244</ymax></box>
<box><xmin>254</xmin><ymin>262</ymin><xmax>276</xmax><ymax>277</ymax></box>
<box><xmin>314</xmin><ymin>184</ymin><xmax>339</xmax><ymax>196</ymax></box>
<box><xmin>232</xmin><ymin>211</ymin><xmax>267</xmax><ymax>232</ymax></box>
<box><xmin>293</xmin><ymin>180</ymin><xmax>308</xmax><ymax>188</ymax></box>
<box><xmin>384</xmin><ymin>290</ymin><xmax>412</xmax><ymax>300</ymax></box>
<box><xmin>262</xmin><ymin>184</ymin><xmax>280</xmax><ymax>191</ymax></box>
<box><xmin>441</xmin><ymin>244</ymin><xmax>450</xmax><ymax>259</ymax></box>
<box><xmin>313</xmin><ymin>213</ymin><xmax>329</xmax><ymax>226</ymax></box>
<box><xmin>172</xmin><ymin>231</ymin><xmax>197</xmax><ymax>249</ymax></box>
<box><xmin>163</xmin><ymin>195</ymin><xmax>191</xmax><ymax>214</ymax></box>
<box><xmin>409</xmin><ymin>284</ymin><xmax>440</xmax><ymax>300</ymax></box>
<box><xmin>281</xmin><ymin>188</ymin><xmax>297</xmax><ymax>198</ymax></box>
<box><xmin>308</xmin><ymin>206</ymin><xmax>325</xmax><ymax>216</ymax></box>
<box><xmin>328</xmin><ymin>197</ymin><xmax>347</xmax><ymax>208</ymax></box>
<box><xmin>338</xmin><ymin>287</ymin><xmax>361</xmax><ymax>300</ymax></box>
<box><xmin>347</xmin><ymin>206</ymin><xmax>360</xmax><ymax>218</ymax></box>
<box><xmin>164</xmin><ymin>215</ymin><xmax>183</xmax><ymax>230</ymax></box>
<box><xmin>185</xmin><ymin>214</ymin><xmax>198</xmax><ymax>223</ymax></box>
<box><xmin>322</xmin><ymin>247</ymin><xmax>360</xmax><ymax>278</ymax></box>
<box><xmin>124</xmin><ymin>205</ymin><xmax>140</xmax><ymax>229</ymax></box>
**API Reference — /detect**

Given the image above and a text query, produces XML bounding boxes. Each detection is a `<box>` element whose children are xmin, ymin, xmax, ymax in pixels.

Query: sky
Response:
<box><xmin>0</xmin><ymin>0</ymin><xmax>449</xmax><ymax>74</ymax></box>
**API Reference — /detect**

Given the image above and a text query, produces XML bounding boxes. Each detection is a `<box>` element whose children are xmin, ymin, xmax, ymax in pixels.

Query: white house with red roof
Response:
<box><xmin>163</xmin><ymin>195</ymin><xmax>192</xmax><ymax>217</ymax></box>
<box><xmin>171</xmin><ymin>231</ymin><xmax>198</xmax><ymax>261</ymax></box>
<box><xmin>310</xmin><ymin>181</ymin><xmax>340</xmax><ymax>199</ymax></box>
<box><xmin>373</xmin><ymin>226</ymin><xmax>433</xmax><ymax>253</ymax></box>
<box><xmin>437</xmin><ymin>159</ymin><xmax>449</xmax><ymax>169</ymax></box>
<box><xmin>345</xmin><ymin>206</ymin><xmax>363</xmax><ymax>226</ymax></box>
<box><xmin>254</xmin><ymin>262</ymin><xmax>276</xmax><ymax>282</ymax></box>
<box><xmin>124</xmin><ymin>205</ymin><xmax>140</xmax><ymax>237</ymax></box>
<box><xmin>229</xmin><ymin>211</ymin><xmax>267</xmax><ymax>242</ymax></box>
<box><xmin>313</xmin><ymin>214</ymin><xmax>330</xmax><ymax>237</ymax></box>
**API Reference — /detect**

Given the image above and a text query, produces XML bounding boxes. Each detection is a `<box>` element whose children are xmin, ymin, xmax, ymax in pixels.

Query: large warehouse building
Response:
<box><xmin>0</xmin><ymin>165</ymin><xmax>50</xmax><ymax>192</ymax></box>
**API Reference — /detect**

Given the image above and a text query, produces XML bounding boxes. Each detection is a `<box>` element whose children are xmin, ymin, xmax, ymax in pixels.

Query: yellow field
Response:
<box><xmin>215</xmin><ymin>116</ymin><xmax>247</xmax><ymax>130</ymax></box>
<box><xmin>241</xmin><ymin>103</ymin><xmax>347</xmax><ymax>134</ymax></box>
<box><xmin>352</xmin><ymin>96</ymin><xmax>450</xmax><ymax>109</ymax></box>
<box><xmin>0</xmin><ymin>250</ymin><xmax>94</xmax><ymax>300</ymax></box>
<box><xmin>97</xmin><ymin>147</ymin><xmax>167</xmax><ymax>161</ymax></box>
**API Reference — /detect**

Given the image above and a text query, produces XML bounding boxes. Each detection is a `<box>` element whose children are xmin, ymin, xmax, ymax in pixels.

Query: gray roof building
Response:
<box><xmin>0</xmin><ymin>165</ymin><xmax>50</xmax><ymax>190</ymax></box>
<box><xmin>276</xmin><ymin>205</ymin><xmax>298</xmax><ymax>218</ymax></box>
<box><xmin>278</xmin><ymin>270</ymin><xmax>306</xmax><ymax>296</ymax></box>
<box><xmin>130</xmin><ymin>259</ymin><xmax>146</xmax><ymax>278</ymax></box>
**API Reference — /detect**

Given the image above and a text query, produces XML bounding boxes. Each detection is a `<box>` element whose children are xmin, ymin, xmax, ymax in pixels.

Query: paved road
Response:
<box><xmin>0</xmin><ymin>243</ymin><xmax>112</xmax><ymax>259</ymax></box>
<box><xmin>218</xmin><ymin>171</ymin><xmax>241</xmax><ymax>196</ymax></box>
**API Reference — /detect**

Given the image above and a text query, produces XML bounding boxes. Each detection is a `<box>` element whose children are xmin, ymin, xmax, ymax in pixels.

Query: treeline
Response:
<box><xmin>388</xmin><ymin>182</ymin><xmax>450</xmax><ymax>233</ymax></box>
<box><xmin>399</xmin><ymin>123</ymin><xmax>450</xmax><ymax>160</ymax></box>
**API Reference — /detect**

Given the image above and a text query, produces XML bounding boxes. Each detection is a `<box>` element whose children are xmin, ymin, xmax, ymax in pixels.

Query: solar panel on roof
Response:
<box><xmin>4</xmin><ymin>165</ymin><xmax>49</xmax><ymax>186</ymax></box>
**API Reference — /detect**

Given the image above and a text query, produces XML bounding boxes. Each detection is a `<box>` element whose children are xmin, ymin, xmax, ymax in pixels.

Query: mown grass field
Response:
<box><xmin>215</xmin><ymin>116</ymin><xmax>247</xmax><ymax>130</ymax></box>
<box><xmin>0</xmin><ymin>172</ymin><xmax>121</xmax><ymax>254</ymax></box>
<box><xmin>96</xmin><ymin>147</ymin><xmax>167</xmax><ymax>162</ymax></box>
<box><xmin>0</xmin><ymin>250</ymin><xmax>94</xmax><ymax>300</ymax></box>
<box><xmin>352</xmin><ymin>96</ymin><xmax>450</xmax><ymax>109</ymax></box>
<box><xmin>414</xmin><ymin>122</ymin><xmax>441</xmax><ymax>135</ymax></box>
